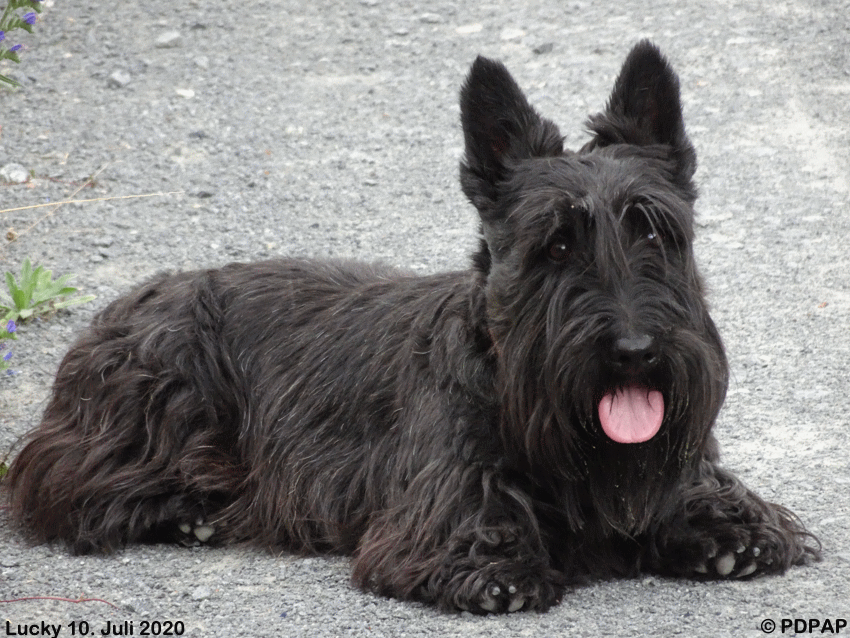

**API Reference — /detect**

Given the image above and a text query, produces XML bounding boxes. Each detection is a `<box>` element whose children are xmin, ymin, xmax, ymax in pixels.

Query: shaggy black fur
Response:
<box><xmin>6</xmin><ymin>41</ymin><xmax>819</xmax><ymax>613</ymax></box>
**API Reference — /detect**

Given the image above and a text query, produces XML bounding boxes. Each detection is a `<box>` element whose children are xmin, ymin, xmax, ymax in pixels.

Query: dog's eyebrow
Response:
<box><xmin>549</xmin><ymin>200</ymin><xmax>590</xmax><ymax>236</ymax></box>
<box><xmin>620</xmin><ymin>196</ymin><xmax>688</xmax><ymax>245</ymax></box>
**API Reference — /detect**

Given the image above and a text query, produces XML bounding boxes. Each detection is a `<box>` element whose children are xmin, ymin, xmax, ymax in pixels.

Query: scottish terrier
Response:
<box><xmin>7</xmin><ymin>41</ymin><xmax>818</xmax><ymax>613</ymax></box>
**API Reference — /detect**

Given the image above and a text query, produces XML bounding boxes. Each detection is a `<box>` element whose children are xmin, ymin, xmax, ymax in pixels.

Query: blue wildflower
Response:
<box><xmin>9</xmin><ymin>44</ymin><xmax>21</xmax><ymax>52</ymax></box>
<box><xmin>0</xmin><ymin>31</ymin><xmax>5</xmax><ymax>43</ymax></box>
<box><xmin>3</xmin><ymin>350</ymin><xmax>11</xmax><ymax>362</ymax></box>
<box><xmin>23</xmin><ymin>12</ymin><xmax>37</xmax><ymax>25</ymax></box>
<box><xmin>6</xmin><ymin>320</ymin><xmax>16</xmax><ymax>334</ymax></box>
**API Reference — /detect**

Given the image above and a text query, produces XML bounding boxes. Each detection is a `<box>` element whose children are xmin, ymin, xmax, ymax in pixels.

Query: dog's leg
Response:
<box><xmin>644</xmin><ymin>457</ymin><xmax>820</xmax><ymax>579</ymax></box>
<box><xmin>352</xmin><ymin>465</ymin><xmax>563</xmax><ymax>614</ymax></box>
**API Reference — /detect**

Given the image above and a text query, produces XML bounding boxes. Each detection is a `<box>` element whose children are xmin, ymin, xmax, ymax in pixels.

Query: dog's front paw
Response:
<box><xmin>652</xmin><ymin>515</ymin><xmax>819</xmax><ymax>580</ymax></box>
<box><xmin>451</xmin><ymin>562</ymin><xmax>562</xmax><ymax>614</ymax></box>
<box><xmin>690</xmin><ymin>536</ymin><xmax>769</xmax><ymax>579</ymax></box>
<box><xmin>176</xmin><ymin>516</ymin><xmax>216</xmax><ymax>545</ymax></box>
<box><xmin>649</xmin><ymin>483</ymin><xmax>819</xmax><ymax>580</ymax></box>
<box><xmin>471</xmin><ymin>578</ymin><xmax>532</xmax><ymax>613</ymax></box>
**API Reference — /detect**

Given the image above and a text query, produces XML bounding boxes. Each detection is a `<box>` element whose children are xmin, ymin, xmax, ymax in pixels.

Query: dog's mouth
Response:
<box><xmin>598</xmin><ymin>385</ymin><xmax>664</xmax><ymax>444</ymax></box>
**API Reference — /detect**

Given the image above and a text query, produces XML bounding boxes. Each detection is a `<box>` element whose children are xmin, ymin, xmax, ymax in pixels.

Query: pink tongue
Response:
<box><xmin>598</xmin><ymin>386</ymin><xmax>664</xmax><ymax>444</ymax></box>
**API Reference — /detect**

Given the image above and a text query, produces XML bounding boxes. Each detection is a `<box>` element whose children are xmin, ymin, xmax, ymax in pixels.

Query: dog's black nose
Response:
<box><xmin>611</xmin><ymin>334</ymin><xmax>658</xmax><ymax>371</ymax></box>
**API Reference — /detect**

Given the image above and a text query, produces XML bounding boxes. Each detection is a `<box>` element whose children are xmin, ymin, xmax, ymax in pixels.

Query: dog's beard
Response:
<box><xmin>493</xmin><ymin>318</ymin><xmax>727</xmax><ymax>536</ymax></box>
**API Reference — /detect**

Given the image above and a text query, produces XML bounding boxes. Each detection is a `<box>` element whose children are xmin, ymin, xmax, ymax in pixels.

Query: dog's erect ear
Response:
<box><xmin>585</xmin><ymin>40</ymin><xmax>696</xmax><ymax>181</ymax></box>
<box><xmin>460</xmin><ymin>56</ymin><xmax>563</xmax><ymax>219</ymax></box>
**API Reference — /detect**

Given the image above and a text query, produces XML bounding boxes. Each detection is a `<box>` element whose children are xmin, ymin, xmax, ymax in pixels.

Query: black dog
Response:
<box><xmin>7</xmin><ymin>41</ymin><xmax>818</xmax><ymax>613</ymax></box>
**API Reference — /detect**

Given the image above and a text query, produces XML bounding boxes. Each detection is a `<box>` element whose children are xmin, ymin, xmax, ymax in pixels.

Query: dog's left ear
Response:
<box><xmin>460</xmin><ymin>56</ymin><xmax>563</xmax><ymax>220</ymax></box>
<box><xmin>586</xmin><ymin>40</ymin><xmax>696</xmax><ymax>182</ymax></box>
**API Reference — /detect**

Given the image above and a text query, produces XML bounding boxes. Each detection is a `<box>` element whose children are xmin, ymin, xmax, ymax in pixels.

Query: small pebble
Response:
<box><xmin>190</xmin><ymin>586</ymin><xmax>211</xmax><ymax>601</ymax></box>
<box><xmin>0</xmin><ymin>163</ymin><xmax>29</xmax><ymax>183</ymax></box>
<box><xmin>108</xmin><ymin>70</ymin><xmax>131</xmax><ymax>88</ymax></box>
<box><xmin>155</xmin><ymin>31</ymin><xmax>182</xmax><ymax>48</ymax></box>
<box><xmin>456</xmin><ymin>23</ymin><xmax>483</xmax><ymax>35</ymax></box>
<box><xmin>500</xmin><ymin>28</ymin><xmax>526</xmax><ymax>41</ymax></box>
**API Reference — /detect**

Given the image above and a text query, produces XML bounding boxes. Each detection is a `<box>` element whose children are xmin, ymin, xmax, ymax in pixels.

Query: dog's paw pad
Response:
<box><xmin>715</xmin><ymin>552</ymin><xmax>736</xmax><ymax>576</ymax></box>
<box><xmin>711</xmin><ymin>546</ymin><xmax>760</xmax><ymax>577</ymax></box>
<box><xmin>736</xmin><ymin>562</ymin><xmax>758</xmax><ymax>578</ymax></box>
<box><xmin>476</xmin><ymin>581</ymin><xmax>526</xmax><ymax>614</ymax></box>
<box><xmin>477</xmin><ymin>584</ymin><xmax>501</xmax><ymax>612</ymax></box>
<box><xmin>507</xmin><ymin>595</ymin><xmax>526</xmax><ymax>613</ymax></box>
<box><xmin>176</xmin><ymin>517</ymin><xmax>215</xmax><ymax>544</ymax></box>
<box><xmin>194</xmin><ymin>524</ymin><xmax>215</xmax><ymax>542</ymax></box>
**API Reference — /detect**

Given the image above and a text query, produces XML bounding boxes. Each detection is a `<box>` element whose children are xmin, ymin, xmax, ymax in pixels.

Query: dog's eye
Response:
<box><xmin>645</xmin><ymin>230</ymin><xmax>663</xmax><ymax>247</ymax></box>
<box><xmin>547</xmin><ymin>240</ymin><xmax>571</xmax><ymax>263</ymax></box>
<box><xmin>624</xmin><ymin>201</ymin><xmax>666</xmax><ymax>250</ymax></box>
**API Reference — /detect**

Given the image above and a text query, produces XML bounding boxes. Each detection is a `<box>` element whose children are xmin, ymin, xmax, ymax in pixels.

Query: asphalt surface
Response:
<box><xmin>1</xmin><ymin>0</ymin><xmax>849</xmax><ymax>636</ymax></box>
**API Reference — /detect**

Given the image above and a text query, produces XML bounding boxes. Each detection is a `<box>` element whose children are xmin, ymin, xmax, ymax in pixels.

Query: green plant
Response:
<box><xmin>0</xmin><ymin>0</ymin><xmax>42</xmax><ymax>88</ymax></box>
<box><xmin>1</xmin><ymin>258</ymin><xmax>95</xmax><ymax>322</ymax></box>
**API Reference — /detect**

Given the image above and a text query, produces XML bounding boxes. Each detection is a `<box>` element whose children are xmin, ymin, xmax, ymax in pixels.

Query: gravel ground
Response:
<box><xmin>1</xmin><ymin>0</ymin><xmax>849</xmax><ymax>636</ymax></box>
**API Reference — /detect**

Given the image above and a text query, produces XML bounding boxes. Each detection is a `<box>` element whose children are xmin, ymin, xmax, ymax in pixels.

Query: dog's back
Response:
<box><xmin>7</xmin><ymin>258</ymin><xmax>489</xmax><ymax>555</ymax></box>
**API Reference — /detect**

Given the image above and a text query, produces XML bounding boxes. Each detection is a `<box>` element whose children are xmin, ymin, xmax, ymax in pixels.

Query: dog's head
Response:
<box><xmin>460</xmin><ymin>42</ymin><xmax>728</xmax><ymax>530</ymax></box>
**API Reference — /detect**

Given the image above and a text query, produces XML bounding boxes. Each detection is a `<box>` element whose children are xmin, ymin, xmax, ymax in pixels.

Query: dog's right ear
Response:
<box><xmin>460</xmin><ymin>56</ymin><xmax>563</xmax><ymax>220</ymax></box>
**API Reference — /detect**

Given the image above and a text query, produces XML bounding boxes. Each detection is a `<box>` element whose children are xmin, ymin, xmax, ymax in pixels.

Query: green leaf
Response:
<box><xmin>5</xmin><ymin>15</ymin><xmax>24</xmax><ymax>31</ymax></box>
<box><xmin>20</xmin><ymin>261</ymin><xmax>39</xmax><ymax>303</ymax></box>
<box><xmin>4</xmin><ymin>271</ymin><xmax>18</xmax><ymax>298</ymax></box>
<box><xmin>20</xmin><ymin>258</ymin><xmax>32</xmax><ymax>283</ymax></box>
<box><xmin>0</xmin><ymin>74</ymin><xmax>22</xmax><ymax>88</ymax></box>
<box><xmin>47</xmin><ymin>273</ymin><xmax>74</xmax><ymax>294</ymax></box>
<box><xmin>53</xmin><ymin>272</ymin><xmax>73</xmax><ymax>286</ymax></box>
<box><xmin>52</xmin><ymin>295</ymin><xmax>96</xmax><ymax>310</ymax></box>
<box><xmin>10</xmin><ymin>285</ymin><xmax>28</xmax><ymax>310</ymax></box>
